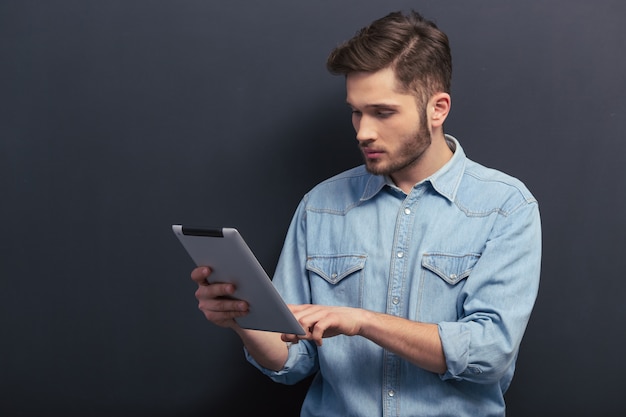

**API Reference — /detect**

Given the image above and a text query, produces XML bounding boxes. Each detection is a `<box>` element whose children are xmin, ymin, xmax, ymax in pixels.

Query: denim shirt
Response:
<box><xmin>246</xmin><ymin>136</ymin><xmax>541</xmax><ymax>417</ymax></box>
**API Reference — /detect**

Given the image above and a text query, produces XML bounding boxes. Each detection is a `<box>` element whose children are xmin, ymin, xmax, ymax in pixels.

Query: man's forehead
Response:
<box><xmin>346</xmin><ymin>78</ymin><xmax>415</xmax><ymax>109</ymax></box>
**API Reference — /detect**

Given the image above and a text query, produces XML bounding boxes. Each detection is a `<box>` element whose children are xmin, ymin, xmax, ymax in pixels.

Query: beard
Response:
<box><xmin>361</xmin><ymin>116</ymin><xmax>432</xmax><ymax>176</ymax></box>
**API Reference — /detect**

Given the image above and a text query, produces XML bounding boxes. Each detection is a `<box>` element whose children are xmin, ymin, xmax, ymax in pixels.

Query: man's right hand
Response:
<box><xmin>191</xmin><ymin>266</ymin><xmax>250</xmax><ymax>328</ymax></box>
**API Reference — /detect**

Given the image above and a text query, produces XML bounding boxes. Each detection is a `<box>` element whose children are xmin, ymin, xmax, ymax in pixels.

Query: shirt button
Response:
<box><xmin>397</xmin><ymin>252</ymin><xmax>404</xmax><ymax>258</ymax></box>
<box><xmin>392</xmin><ymin>296</ymin><xmax>400</xmax><ymax>305</ymax></box>
<box><xmin>404</xmin><ymin>207</ymin><xmax>411</xmax><ymax>215</ymax></box>
<box><xmin>331</xmin><ymin>273</ymin><xmax>338</xmax><ymax>279</ymax></box>
<box><xmin>450</xmin><ymin>273</ymin><xmax>457</xmax><ymax>279</ymax></box>
<box><xmin>388</xmin><ymin>390</ymin><xmax>395</xmax><ymax>397</ymax></box>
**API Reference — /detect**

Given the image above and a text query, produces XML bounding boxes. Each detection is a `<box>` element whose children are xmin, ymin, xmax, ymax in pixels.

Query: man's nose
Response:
<box><xmin>355</xmin><ymin>116</ymin><xmax>376</xmax><ymax>143</ymax></box>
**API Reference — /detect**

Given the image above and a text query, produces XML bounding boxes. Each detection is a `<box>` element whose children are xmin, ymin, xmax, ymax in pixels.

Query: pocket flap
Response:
<box><xmin>306</xmin><ymin>254</ymin><xmax>367</xmax><ymax>284</ymax></box>
<box><xmin>422</xmin><ymin>253</ymin><xmax>480</xmax><ymax>285</ymax></box>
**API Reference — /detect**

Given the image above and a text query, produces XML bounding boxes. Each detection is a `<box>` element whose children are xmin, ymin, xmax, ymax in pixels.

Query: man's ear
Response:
<box><xmin>428</xmin><ymin>92</ymin><xmax>451</xmax><ymax>128</ymax></box>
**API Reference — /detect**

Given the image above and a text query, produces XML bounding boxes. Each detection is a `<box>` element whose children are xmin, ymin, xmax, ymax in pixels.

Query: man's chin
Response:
<box><xmin>364</xmin><ymin>161</ymin><xmax>389</xmax><ymax>176</ymax></box>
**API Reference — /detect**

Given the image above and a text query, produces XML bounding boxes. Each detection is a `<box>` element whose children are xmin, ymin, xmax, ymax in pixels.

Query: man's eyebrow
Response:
<box><xmin>346</xmin><ymin>101</ymin><xmax>400</xmax><ymax>109</ymax></box>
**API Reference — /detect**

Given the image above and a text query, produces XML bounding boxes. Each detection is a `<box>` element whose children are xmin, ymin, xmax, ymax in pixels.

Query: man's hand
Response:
<box><xmin>282</xmin><ymin>304</ymin><xmax>364</xmax><ymax>346</ymax></box>
<box><xmin>191</xmin><ymin>266</ymin><xmax>249</xmax><ymax>328</ymax></box>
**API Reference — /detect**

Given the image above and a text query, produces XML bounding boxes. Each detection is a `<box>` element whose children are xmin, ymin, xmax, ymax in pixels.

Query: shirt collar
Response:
<box><xmin>427</xmin><ymin>134</ymin><xmax>466</xmax><ymax>202</ymax></box>
<box><xmin>359</xmin><ymin>134</ymin><xmax>466</xmax><ymax>203</ymax></box>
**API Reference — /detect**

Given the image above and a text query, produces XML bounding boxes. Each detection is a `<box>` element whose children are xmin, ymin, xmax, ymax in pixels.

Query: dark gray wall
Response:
<box><xmin>2</xmin><ymin>1</ymin><xmax>625</xmax><ymax>416</ymax></box>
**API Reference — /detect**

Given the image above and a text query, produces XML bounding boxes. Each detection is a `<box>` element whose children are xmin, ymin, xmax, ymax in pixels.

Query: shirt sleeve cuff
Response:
<box><xmin>243</xmin><ymin>342</ymin><xmax>300</xmax><ymax>377</ymax></box>
<box><xmin>438</xmin><ymin>322</ymin><xmax>471</xmax><ymax>381</ymax></box>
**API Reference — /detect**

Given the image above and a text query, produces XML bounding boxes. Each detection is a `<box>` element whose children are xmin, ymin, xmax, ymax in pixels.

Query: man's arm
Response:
<box><xmin>234</xmin><ymin>328</ymin><xmax>289</xmax><ymax>372</ymax></box>
<box><xmin>359</xmin><ymin>310</ymin><xmax>446</xmax><ymax>374</ymax></box>
<box><xmin>285</xmin><ymin>304</ymin><xmax>446</xmax><ymax>374</ymax></box>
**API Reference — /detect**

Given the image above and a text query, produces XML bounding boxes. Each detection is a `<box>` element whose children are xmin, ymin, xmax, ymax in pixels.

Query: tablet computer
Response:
<box><xmin>172</xmin><ymin>225</ymin><xmax>305</xmax><ymax>335</ymax></box>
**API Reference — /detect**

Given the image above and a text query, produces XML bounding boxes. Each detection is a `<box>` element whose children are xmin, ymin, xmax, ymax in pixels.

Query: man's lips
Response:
<box><xmin>362</xmin><ymin>148</ymin><xmax>385</xmax><ymax>158</ymax></box>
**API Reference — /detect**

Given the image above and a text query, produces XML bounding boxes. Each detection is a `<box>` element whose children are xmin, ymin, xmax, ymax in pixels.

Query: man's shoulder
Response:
<box><xmin>317</xmin><ymin>165</ymin><xmax>370</xmax><ymax>186</ymax></box>
<box><xmin>303</xmin><ymin>165</ymin><xmax>375</xmax><ymax>212</ymax></box>
<box><xmin>459</xmin><ymin>158</ymin><xmax>538</xmax><ymax>213</ymax></box>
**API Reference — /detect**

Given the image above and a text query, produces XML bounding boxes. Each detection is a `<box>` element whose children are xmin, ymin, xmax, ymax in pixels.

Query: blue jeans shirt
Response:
<box><xmin>246</xmin><ymin>136</ymin><xmax>541</xmax><ymax>417</ymax></box>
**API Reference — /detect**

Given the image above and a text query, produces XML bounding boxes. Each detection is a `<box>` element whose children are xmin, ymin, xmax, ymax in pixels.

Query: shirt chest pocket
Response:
<box><xmin>306</xmin><ymin>254</ymin><xmax>367</xmax><ymax>307</ymax></box>
<box><xmin>419</xmin><ymin>253</ymin><xmax>480</xmax><ymax>322</ymax></box>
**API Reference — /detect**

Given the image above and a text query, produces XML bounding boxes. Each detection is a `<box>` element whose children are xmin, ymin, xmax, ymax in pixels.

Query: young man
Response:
<box><xmin>192</xmin><ymin>10</ymin><xmax>541</xmax><ymax>417</ymax></box>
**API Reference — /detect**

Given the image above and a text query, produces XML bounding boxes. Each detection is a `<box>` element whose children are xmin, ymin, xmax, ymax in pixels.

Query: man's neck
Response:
<box><xmin>390</xmin><ymin>132</ymin><xmax>453</xmax><ymax>193</ymax></box>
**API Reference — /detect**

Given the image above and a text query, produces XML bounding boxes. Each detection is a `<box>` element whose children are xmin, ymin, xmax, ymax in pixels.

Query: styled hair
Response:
<box><xmin>326</xmin><ymin>10</ymin><xmax>452</xmax><ymax>103</ymax></box>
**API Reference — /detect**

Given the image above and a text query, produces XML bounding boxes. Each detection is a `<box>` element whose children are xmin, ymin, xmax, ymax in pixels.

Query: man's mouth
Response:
<box><xmin>362</xmin><ymin>148</ymin><xmax>384</xmax><ymax>159</ymax></box>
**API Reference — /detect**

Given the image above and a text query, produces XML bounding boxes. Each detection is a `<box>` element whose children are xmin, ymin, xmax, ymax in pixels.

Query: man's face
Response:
<box><xmin>346</xmin><ymin>67</ymin><xmax>431</xmax><ymax>178</ymax></box>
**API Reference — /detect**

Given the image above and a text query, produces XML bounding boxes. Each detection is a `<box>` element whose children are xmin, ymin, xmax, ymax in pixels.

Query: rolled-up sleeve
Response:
<box><xmin>439</xmin><ymin>199</ymin><xmax>541</xmax><ymax>383</ymax></box>
<box><xmin>244</xmin><ymin>340</ymin><xmax>318</xmax><ymax>385</ymax></box>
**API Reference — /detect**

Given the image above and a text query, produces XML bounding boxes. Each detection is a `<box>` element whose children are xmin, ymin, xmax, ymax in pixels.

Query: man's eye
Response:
<box><xmin>376</xmin><ymin>111</ymin><xmax>393</xmax><ymax>118</ymax></box>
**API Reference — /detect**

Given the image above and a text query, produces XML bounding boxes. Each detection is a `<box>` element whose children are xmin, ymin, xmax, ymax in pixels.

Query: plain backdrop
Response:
<box><xmin>1</xmin><ymin>1</ymin><xmax>625</xmax><ymax>416</ymax></box>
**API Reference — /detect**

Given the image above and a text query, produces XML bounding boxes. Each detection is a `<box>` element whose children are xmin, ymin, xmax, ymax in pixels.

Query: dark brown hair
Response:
<box><xmin>326</xmin><ymin>10</ymin><xmax>452</xmax><ymax>103</ymax></box>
